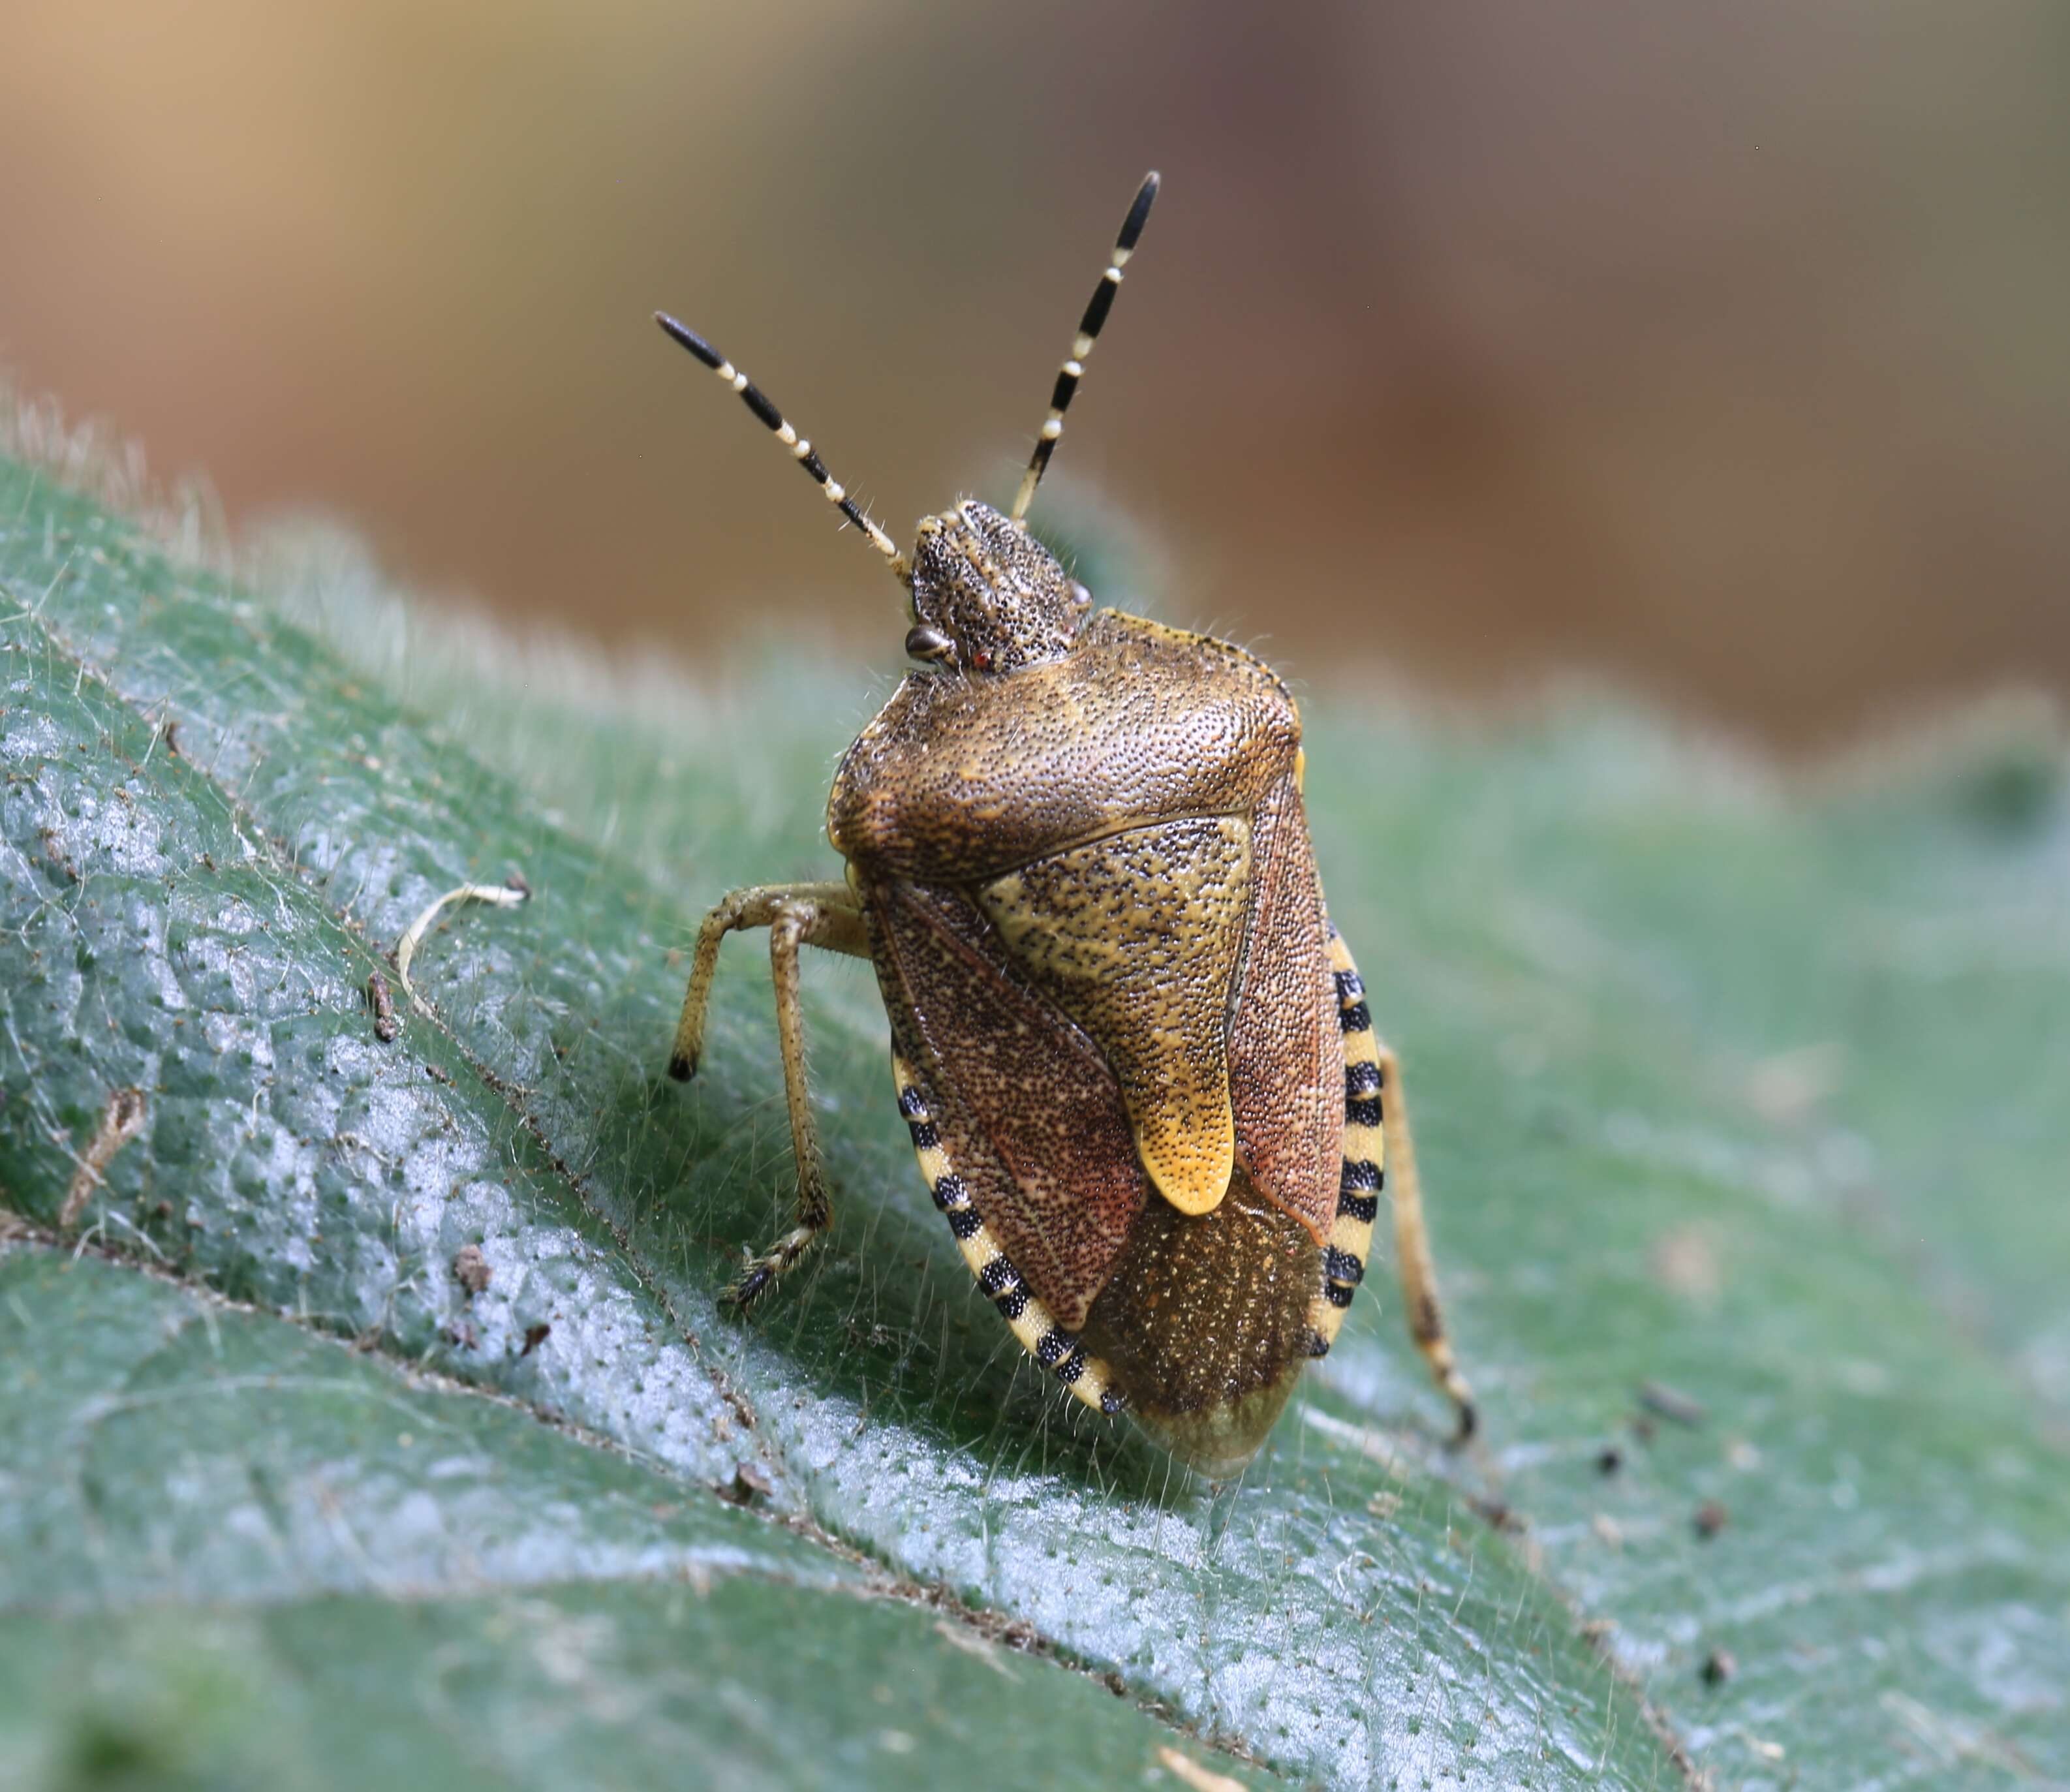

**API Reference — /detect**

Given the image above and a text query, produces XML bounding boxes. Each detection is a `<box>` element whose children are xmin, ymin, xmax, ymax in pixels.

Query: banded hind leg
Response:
<box><xmin>668</xmin><ymin>882</ymin><xmax>871</xmax><ymax>1309</ymax></box>
<box><xmin>1316</xmin><ymin>927</ymin><xmax>1477</xmax><ymax>1441</ymax></box>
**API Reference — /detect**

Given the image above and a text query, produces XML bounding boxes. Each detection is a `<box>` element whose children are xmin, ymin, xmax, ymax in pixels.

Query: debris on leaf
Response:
<box><xmin>1468</xmin><ymin>1494</ymin><xmax>1526</xmax><ymax>1534</ymax></box>
<box><xmin>933</xmin><ymin>1619</ymin><xmax>1020</xmax><ymax>1680</ymax></box>
<box><xmin>366</xmin><ymin>968</ymin><xmax>399</xmax><ymax>1042</ymax></box>
<box><xmin>1648</xmin><ymin>1223</ymin><xmax>1722</xmax><ymax>1308</ymax></box>
<box><xmin>520</xmin><ymin>1321</ymin><xmax>551</xmax><ymax>1357</ymax></box>
<box><xmin>1702</xmin><ymin>1649</ymin><xmax>1737</xmax><ymax>1686</ymax></box>
<box><xmin>453</xmin><ymin>1243</ymin><xmax>491</xmax><ymax>1295</ymax></box>
<box><xmin>1746</xmin><ymin>1041</ymin><xmax>1845</xmax><ymax>1125</ymax></box>
<box><xmin>394</xmin><ymin>874</ymin><xmax>532</xmax><ymax>1016</ymax></box>
<box><xmin>1637</xmin><ymin>1379</ymin><xmax>1708</xmax><ymax>1428</ymax></box>
<box><xmin>1155</xmin><ymin>1746</ymin><xmax>1246</xmax><ymax>1792</ymax></box>
<box><xmin>1694</xmin><ymin>1498</ymin><xmax>1731</xmax><ymax>1539</ymax></box>
<box><xmin>59</xmin><ymin>1085</ymin><xmax>148</xmax><ymax>1228</ymax></box>
<box><xmin>720</xmin><ymin>1460</ymin><xmax>775</xmax><ymax>1506</ymax></box>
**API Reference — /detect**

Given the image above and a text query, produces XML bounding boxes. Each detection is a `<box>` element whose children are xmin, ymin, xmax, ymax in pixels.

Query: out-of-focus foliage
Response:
<box><xmin>5</xmin><ymin>3</ymin><xmax>2069</xmax><ymax>742</ymax></box>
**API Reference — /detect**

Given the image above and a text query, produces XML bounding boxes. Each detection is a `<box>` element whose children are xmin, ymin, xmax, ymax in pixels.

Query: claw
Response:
<box><xmin>1448</xmin><ymin>1394</ymin><xmax>1479</xmax><ymax>1447</ymax></box>
<box><xmin>723</xmin><ymin>1262</ymin><xmax>776</xmax><ymax>1312</ymax></box>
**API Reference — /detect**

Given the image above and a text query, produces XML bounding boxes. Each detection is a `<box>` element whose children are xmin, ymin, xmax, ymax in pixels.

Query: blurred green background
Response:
<box><xmin>3</xmin><ymin>0</ymin><xmax>2065</xmax><ymax>745</ymax></box>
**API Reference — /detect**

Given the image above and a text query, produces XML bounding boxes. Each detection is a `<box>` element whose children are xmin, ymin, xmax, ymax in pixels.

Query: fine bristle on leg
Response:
<box><xmin>1009</xmin><ymin>172</ymin><xmax>1160</xmax><ymax>524</ymax></box>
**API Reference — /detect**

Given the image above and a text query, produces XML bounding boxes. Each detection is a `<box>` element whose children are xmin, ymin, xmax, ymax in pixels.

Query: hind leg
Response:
<box><xmin>1322</xmin><ymin>927</ymin><xmax>1477</xmax><ymax>1440</ymax></box>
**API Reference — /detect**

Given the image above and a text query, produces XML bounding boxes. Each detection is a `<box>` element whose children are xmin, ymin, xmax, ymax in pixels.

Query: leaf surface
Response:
<box><xmin>5</xmin><ymin>455</ymin><xmax>2067</xmax><ymax>1787</ymax></box>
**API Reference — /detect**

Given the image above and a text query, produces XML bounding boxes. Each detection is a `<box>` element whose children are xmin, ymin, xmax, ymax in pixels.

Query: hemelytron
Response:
<box><xmin>658</xmin><ymin>172</ymin><xmax>1472</xmax><ymax>1474</ymax></box>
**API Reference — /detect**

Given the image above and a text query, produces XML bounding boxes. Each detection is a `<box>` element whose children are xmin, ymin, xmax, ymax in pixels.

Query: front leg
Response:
<box><xmin>668</xmin><ymin>882</ymin><xmax>858</xmax><ymax>1079</ymax></box>
<box><xmin>666</xmin><ymin>882</ymin><xmax>869</xmax><ymax>1309</ymax></box>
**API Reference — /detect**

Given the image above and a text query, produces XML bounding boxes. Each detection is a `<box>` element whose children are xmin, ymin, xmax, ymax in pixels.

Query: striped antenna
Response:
<box><xmin>1009</xmin><ymin>171</ymin><xmax>1160</xmax><ymax>525</ymax></box>
<box><xmin>655</xmin><ymin>313</ymin><xmax>908</xmax><ymax>579</ymax></box>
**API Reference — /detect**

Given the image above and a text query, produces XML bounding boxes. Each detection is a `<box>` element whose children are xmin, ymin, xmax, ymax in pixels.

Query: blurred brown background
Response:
<box><xmin>3</xmin><ymin>2</ymin><xmax>2065</xmax><ymax>745</ymax></box>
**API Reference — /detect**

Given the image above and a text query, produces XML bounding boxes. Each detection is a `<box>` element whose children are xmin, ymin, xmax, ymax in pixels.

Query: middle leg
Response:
<box><xmin>726</xmin><ymin>898</ymin><xmax>855</xmax><ymax>1308</ymax></box>
<box><xmin>666</xmin><ymin>881</ymin><xmax>871</xmax><ymax>1310</ymax></box>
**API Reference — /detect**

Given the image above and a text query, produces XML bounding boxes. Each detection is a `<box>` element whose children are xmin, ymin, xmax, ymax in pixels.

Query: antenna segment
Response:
<box><xmin>1008</xmin><ymin>171</ymin><xmax>1160</xmax><ymax>525</ymax></box>
<box><xmin>655</xmin><ymin>312</ymin><xmax>908</xmax><ymax>579</ymax></box>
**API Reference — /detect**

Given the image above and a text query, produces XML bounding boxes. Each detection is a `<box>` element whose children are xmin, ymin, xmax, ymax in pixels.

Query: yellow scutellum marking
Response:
<box><xmin>394</xmin><ymin>878</ymin><xmax>531</xmax><ymax>1018</ymax></box>
<box><xmin>891</xmin><ymin>1049</ymin><xmax>1118</xmax><ymax>1415</ymax></box>
<box><xmin>976</xmin><ymin>815</ymin><xmax>1250</xmax><ymax>1219</ymax></box>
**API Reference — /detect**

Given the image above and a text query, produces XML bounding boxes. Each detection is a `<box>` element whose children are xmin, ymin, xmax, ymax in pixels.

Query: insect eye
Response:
<box><xmin>904</xmin><ymin>625</ymin><xmax>955</xmax><ymax>664</ymax></box>
<box><xmin>970</xmin><ymin>649</ymin><xmax>994</xmax><ymax>672</ymax></box>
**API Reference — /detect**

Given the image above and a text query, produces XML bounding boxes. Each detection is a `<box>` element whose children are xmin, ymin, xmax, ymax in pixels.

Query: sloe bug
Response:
<box><xmin>660</xmin><ymin>173</ymin><xmax>1472</xmax><ymax>1474</ymax></box>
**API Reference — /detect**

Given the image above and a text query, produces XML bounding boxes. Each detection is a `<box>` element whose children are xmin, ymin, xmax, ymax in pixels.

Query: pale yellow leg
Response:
<box><xmin>1370</xmin><ymin>1035</ymin><xmax>1475</xmax><ymax>1439</ymax></box>
<box><xmin>666</xmin><ymin>882</ymin><xmax>869</xmax><ymax>1308</ymax></box>
<box><xmin>1318</xmin><ymin>929</ymin><xmax>1475</xmax><ymax>1442</ymax></box>
<box><xmin>668</xmin><ymin>882</ymin><xmax>859</xmax><ymax>1080</ymax></box>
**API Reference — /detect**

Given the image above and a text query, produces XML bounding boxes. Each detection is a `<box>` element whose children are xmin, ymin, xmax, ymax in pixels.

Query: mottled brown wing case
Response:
<box><xmin>867</xmin><ymin>876</ymin><xmax>1149</xmax><ymax>1329</ymax></box>
<box><xmin>1227</xmin><ymin>769</ymin><xmax>1343</xmax><ymax>1245</ymax></box>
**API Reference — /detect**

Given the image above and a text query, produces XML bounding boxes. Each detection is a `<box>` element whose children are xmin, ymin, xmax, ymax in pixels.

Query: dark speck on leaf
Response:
<box><xmin>521</xmin><ymin>1322</ymin><xmax>551</xmax><ymax>1357</ymax></box>
<box><xmin>1637</xmin><ymin>1380</ymin><xmax>1708</xmax><ymax>1428</ymax></box>
<box><xmin>1468</xmin><ymin>1496</ymin><xmax>1525</xmax><ymax>1534</ymax></box>
<box><xmin>1693</xmin><ymin>1499</ymin><xmax>1729</xmax><ymax>1540</ymax></box>
<box><xmin>1701</xmin><ymin>1649</ymin><xmax>1737</xmax><ymax>1687</ymax></box>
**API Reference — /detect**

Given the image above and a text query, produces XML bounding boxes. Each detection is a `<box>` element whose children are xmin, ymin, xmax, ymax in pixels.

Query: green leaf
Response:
<box><xmin>4</xmin><ymin>450</ymin><xmax>2067</xmax><ymax>1789</ymax></box>
<box><xmin>0</xmin><ymin>1247</ymin><xmax>1276</xmax><ymax>1792</ymax></box>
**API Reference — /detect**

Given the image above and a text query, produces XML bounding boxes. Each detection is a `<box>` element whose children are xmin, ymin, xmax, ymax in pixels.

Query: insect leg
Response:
<box><xmin>724</xmin><ymin>895</ymin><xmax>869</xmax><ymax>1312</ymax></box>
<box><xmin>668</xmin><ymin>882</ymin><xmax>861</xmax><ymax>1081</ymax></box>
<box><xmin>1324</xmin><ymin>929</ymin><xmax>1477</xmax><ymax>1442</ymax></box>
<box><xmin>1369</xmin><ymin>1039</ymin><xmax>1477</xmax><ymax>1440</ymax></box>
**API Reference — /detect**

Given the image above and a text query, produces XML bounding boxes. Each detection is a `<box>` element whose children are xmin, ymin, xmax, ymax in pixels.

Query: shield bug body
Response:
<box><xmin>661</xmin><ymin>174</ymin><xmax>1472</xmax><ymax>1474</ymax></box>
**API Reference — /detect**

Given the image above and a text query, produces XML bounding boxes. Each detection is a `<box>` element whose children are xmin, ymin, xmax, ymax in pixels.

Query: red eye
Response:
<box><xmin>971</xmin><ymin>649</ymin><xmax>993</xmax><ymax>671</ymax></box>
